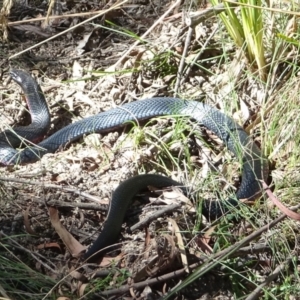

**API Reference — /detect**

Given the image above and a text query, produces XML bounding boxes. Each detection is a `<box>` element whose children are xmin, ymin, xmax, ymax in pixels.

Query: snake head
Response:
<box><xmin>9</xmin><ymin>69</ymin><xmax>33</xmax><ymax>88</ymax></box>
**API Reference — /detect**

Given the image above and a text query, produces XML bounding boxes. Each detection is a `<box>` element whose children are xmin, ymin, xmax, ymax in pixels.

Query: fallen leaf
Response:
<box><xmin>99</xmin><ymin>254</ymin><xmax>124</xmax><ymax>267</ymax></box>
<box><xmin>168</xmin><ymin>218</ymin><xmax>189</xmax><ymax>273</ymax></box>
<box><xmin>49</xmin><ymin>207</ymin><xmax>86</xmax><ymax>257</ymax></box>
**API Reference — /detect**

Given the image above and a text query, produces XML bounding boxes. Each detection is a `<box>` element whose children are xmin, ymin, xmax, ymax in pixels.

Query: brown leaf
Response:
<box><xmin>168</xmin><ymin>218</ymin><xmax>189</xmax><ymax>273</ymax></box>
<box><xmin>99</xmin><ymin>254</ymin><xmax>123</xmax><ymax>267</ymax></box>
<box><xmin>48</xmin><ymin>207</ymin><xmax>86</xmax><ymax>257</ymax></box>
<box><xmin>79</xmin><ymin>283</ymin><xmax>88</xmax><ymax>297</ymax></box>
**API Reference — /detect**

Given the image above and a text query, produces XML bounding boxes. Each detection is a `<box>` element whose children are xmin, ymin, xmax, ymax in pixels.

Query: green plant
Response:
<box><xmin>210</xmin><ymin>0</ymin><xmax>267</xmax><ymax>81</ymax></box>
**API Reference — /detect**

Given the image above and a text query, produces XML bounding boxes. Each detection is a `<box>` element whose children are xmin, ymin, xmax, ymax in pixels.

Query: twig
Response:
<box><xmin>179</xmin><ymin>25</ymin><xmax>218</xmax><ymax>87</ymax></box>
<box><xmin>129</xmin><ymin>203</ymin><xmax>181</xmax><ymax>232</ymax></box>
<box><xmin>228</xmin><ymin>243</ymin><xmax>270</xmax><ymax>258</ymax></box>
<box><xmin>245</xmin><ymin>256</ymin><xmax>293</xmax><ymax>300</ymax></box>
<box><xmin>174</xmin><ymin>3</ymin><xmax>228</xmax><ymax>95</ymax></box>
<box><xmin>184</xmin><ymin>3</ymin><xmax>229</xmax><ymax>27</ymax></box>
<box><xmin>174</xmin><ymin>27</ymin><xmax>194</xmax><ymax>97</ymax></box>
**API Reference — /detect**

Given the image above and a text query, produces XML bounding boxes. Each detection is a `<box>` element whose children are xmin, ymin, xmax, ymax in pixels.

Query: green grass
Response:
<box><xmin>0</xmin><ymin>254</ymin><xmax>57</xmax><ymax>299</ymax></box>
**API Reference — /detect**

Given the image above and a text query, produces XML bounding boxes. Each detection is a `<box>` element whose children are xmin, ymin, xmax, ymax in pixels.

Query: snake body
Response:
<box><xmin>0</xmin><ymin>70</ymin><xmax>268</xmax><ymax>261</ymax></box>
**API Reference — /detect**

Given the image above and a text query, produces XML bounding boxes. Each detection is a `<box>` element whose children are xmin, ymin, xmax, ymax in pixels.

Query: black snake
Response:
<box><xmin>0</xmin><ymin>69</ymin><xmax>268</xmax><ymax>261</ymax></box>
